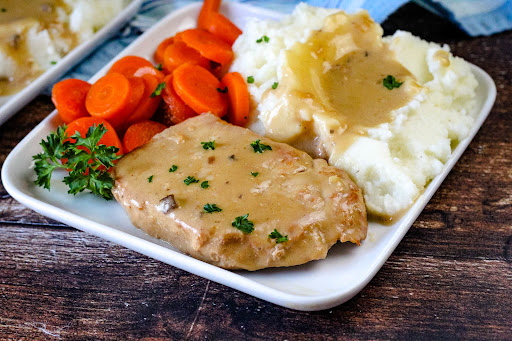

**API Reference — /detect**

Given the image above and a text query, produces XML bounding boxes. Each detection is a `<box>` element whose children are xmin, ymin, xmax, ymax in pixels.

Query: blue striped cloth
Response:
<box><xmin>60</xmin><ymin>0</ymin><xmax>512</xmax><ymax>86</ymax></box>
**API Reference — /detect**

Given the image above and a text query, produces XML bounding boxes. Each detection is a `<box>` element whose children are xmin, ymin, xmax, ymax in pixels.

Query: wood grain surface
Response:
<box><xmin>0</xmin><ymin>3</ymin><xmax>511</xmax><ymax>340</ymax></box>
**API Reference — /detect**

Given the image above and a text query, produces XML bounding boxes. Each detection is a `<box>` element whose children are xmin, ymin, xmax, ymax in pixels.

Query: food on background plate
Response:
<box><xmin>112</xmin><ymin>114</ymin><xmax>367</xmax><ymax>270</ymax></box>
<box><xmin>230</xmin><ymin>4</ymin><xmax>478</xmax><ymax>220</ymax></box>
<box><xmin>0</xmin><ymin>0</ymin><xmax>129</xmax><ymax>96</ymax></box>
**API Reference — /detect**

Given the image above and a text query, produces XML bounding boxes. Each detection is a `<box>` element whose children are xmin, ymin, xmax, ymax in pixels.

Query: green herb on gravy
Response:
<box><xmin>148</xmin><ymin>175</ymin><xmax>154</xmax><ymax>183</ymax></box>
<box><xmin>184</xmin><ymin>176</ymin><xmax>200</xmax><ymax>185</ymax></box>
<box><xmin>232</xmin><ymin>214</ymin><xmax>254</xmax><ymax>234</ymax></box>
<box><xmin>204</xmin><ymin>203</ymin><xmax>222</xmax><ymax>213</ymax></box>
<box><xmin>269</xmin><ymin>229</ymin><xmax>289</xmax><ymax>243</ymax></box>
<box><xmin>169</xmin><ymin>165</ymin><xmax>178</xmax><ymax>172</ymax></box>
<box><xmin>383</xmin><ymin>75</ymin><xmax>403</xmax><ymax>90</ymax></box>
<box><xmin>201</xmin><ymin>181</ymin><xmax>210</xmax><ymax>189</ymax></box>
<box><xmin>251</xmin><ymin>172</ymin><xmax>259</xmax><ymax>177</ymax></box>
<box><xmin>250</xmin><ymin>140</ymin><xmax>272</xmax><ymax>153</ymax></box>
<box><xmin>201</xmin><ymin>140</ymin><xmax>216</xmax><ymax>150</ymax></box>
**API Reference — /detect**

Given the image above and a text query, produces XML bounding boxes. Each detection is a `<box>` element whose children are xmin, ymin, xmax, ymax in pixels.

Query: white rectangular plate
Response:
<box><xmin>0</xmin><ymin>0</ymin><xmax>143</xmax><ymax>126</ymax></box>
<box><xmin>1</xmin><ymin>2</ymin><xmax>496</xmax><ymax>311</ymax></box>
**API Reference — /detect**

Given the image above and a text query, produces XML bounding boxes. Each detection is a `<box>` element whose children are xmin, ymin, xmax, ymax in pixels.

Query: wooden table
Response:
<box><xmin>1</xmin><ymin>3</ymin><xmax>511</xmax><ymax>340</ymax></box>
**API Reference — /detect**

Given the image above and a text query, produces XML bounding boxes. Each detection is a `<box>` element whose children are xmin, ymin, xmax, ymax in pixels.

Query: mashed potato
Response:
<box><xmin>0</xmin><ymin>0</ymin><xmax>128</xmax><ymax>96</ymax></box>
<box><xmin>230</xmin><ymin>4</ymin><xmax>478</xmax><ymax>219</ymax></box>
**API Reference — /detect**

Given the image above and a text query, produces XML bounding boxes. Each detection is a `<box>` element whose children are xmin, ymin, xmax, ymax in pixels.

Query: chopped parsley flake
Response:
<box><xmin>204</xmin><ymin>203</ymin><xmax>222</xmax><ymax>213</ymax></box>
<box><xmin>148</xmin><ymin>175</ymin><xmax>154</xmax><ymax>183</ymax></box>
<box><xmin>269</xmin><ymin>229</ymin><xmax>288</xmax><ymax>243</ymax></box>
<box><xmin>256</xmin><ymin>35</ymin><xmax>269</xmax><ymax>43</ymax></box>
<box><xmin>232</xmin><ymin>214</ymin><xmax>254</xmax><ymax>234</ymax></box>
<box><xmin>216</xmin><ymin>86</ymin><xmax>228</xmax><ymax>93</ymax></box>
<box><xmin>201</xmin><ymin>141</ymin><xmax>215</xmax><ymax>150</ymax></box>
<box><xmin>50</xmin><ymin>61</ymin><xmax>57</xmax><ymax>65</ymax></box>
<box><xmin>251</xmin><ymin>172</ymin><xmax>259</xmax><ymax>177</ymax></box>
<box><xmin>200</xmin><ymin>181</ymin><xmax>209</xmax><ymax>189</ymax></box>
<box><xmin>383</xmin><ymin>75</ymin><xmax>403</xmax><ymax>90</ymax></box>
<box><xmin>169</xmin><ymin>165</ymin><xmax>178</xmax><ymax>172</ymax></box>
<box><xmin>250</xmin><ymin>140</ymin><xmax>272</xmax><ymax>153</ymax></box>
<box><xmin>183</xmin><ymin>176</ymin><xmax>199</xmax><ymax>185</ymax></box>
<box><xmin>247</xmin><ymin>76</ymin><xmax>254</xmax><ymax>84</ymax></box>
<box><xmin>151</xmin><ymin>82</ymin><xmax>166</xmax><ymax>97</ymax></box>
<box><xmin>155</xmin><ymin>63</ymin><xmax>163</xmax><ymax>71</ymax></box>
<box><xmin>272</xmin><ymin>82</ymin><xmax>279</xmax><ymax>89</ymax></box>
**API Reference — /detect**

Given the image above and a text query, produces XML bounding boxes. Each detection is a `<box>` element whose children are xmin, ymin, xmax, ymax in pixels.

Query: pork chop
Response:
<box><xmin>112</xmin><ymin>113</ymin><xmax>367</xmax><ymax>270</ymax></box>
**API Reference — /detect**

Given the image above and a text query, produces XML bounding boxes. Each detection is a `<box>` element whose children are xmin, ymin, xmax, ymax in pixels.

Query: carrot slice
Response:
<box><xmin>65</xmin><ymin>117</ymin><xmax>124</xmax><ymax>157</ymax></box>
<box><xmin>198</xmin><ymin>0</ymin><xmax>221</xmax><ymax>29</ymax></box>
<box><xmin>127</xmin><ymin>74</ymin><xmax>162</xmax><ymax>125</ymax></box>
<box><xmin>109</xmin><ymin>56</ymin><xmax>164</xmax><ymax>82</ymax></box>
<box><xmin>203</xmin><ymin>12</ymin><xmax>242</xmax><ymax>45</ymax></box>
<box><xmin>221</xmin><ymin>72</ymin><xmax>249</xmax><ymax>126</ymax></box>
<box><xmin>180</xmin><ymin>28</ymin><xmax>233</xmax><ymax>65</ymax></box>
<box><xmin>154</xmin><ymin>37</ymin><xmax>174</xmax><ymax>65</ymax></box>
<box><xmin>162</xmin><ymin>41</ymin><xmax>210</xmax><ymax>73</ymax></box>
<box><xmin>172</xmin><ymin>64</ymin><xmax>228</xmax><ymax>117</ymax></box>
<box><xmin>161</xmin><ymin>74</ymin><xmax>196</xmax><ymax>124</ymax></box>
<box><xmin>86</xmin><ymin>73</ymin><xmax>143</xmax><ymax>129</ymax></box>
<box><xmin>123</xmin><ymin>120</ymin><xmax>167</xmax><ymax>153</ymax></box>
<box><xmin>52</xmin><ymin>79</ymin><xmax>91</xmax><ymax>124</ymax></box>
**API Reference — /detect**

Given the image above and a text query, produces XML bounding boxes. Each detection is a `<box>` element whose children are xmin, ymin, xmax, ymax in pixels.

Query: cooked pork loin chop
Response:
<box><xmin>112</xmin><ymin>114</ymin><xmax>367</xmax><ymax>270</ymax></box>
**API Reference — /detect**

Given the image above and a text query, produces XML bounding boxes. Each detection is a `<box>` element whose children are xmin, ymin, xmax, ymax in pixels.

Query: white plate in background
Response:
<box><xmin>1</xmin><ymin>2</ymin><xmax>496</xmax><ymax>311</ymax></box>
<box><xmin>0</xmin><ymin>0</ymin><xmax>143</xmax><ymax>126</ymax></box>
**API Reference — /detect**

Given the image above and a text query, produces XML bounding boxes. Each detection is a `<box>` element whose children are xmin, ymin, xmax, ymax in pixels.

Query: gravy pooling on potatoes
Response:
<box><xmin>0</xmin><ymin>0</ymin><xmax>75</xmax><ymax>95</ymax></box>
<box><xmin>262</xmin><ymin>10</ymin><xmax>420</xmax><ymax>152</ymax></box>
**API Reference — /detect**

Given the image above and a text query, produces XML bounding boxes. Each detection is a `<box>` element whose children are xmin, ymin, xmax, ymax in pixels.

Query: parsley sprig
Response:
<box><xmin>184</xmin><ymin>176</ymin><xmax>200</xmax><ymax>185</ymax></box>
<box><xmin>269</xmin><ymin>229</ymin><xmax>288</xmax><ymax>243</ymax></box>
<box><xmin>232</xmin><ymin>214</ymin><xmax>254</xmax><ymax>234</ymax></box>
<box><xmin>250</xmin><ymin>140</ymin><xmax>272</xmax><ymax>153</ymax></box>
<box><xmin>204</xmin><ymin>203</ymin><xmax>222</xmax><ymax>213</ymax></box>
<box><xmin>33</xmin><ymin>124</ymin><xmax>120</xmax><ymax>200</ymax></box>
<box><xmin>201</xmin><ymin>140</ymin><xmax>215</xmax><ymax>150</ymax></box>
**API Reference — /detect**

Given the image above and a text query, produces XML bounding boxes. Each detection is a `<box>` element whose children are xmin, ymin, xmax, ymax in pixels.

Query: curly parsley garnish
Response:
<box><xmin>169</xmin><ymin>165</ymin><xmax>178</xmax><ymax>172</ymax></box>
<box><xmin>251</xmin><ymin>172</ymin><xmax>259</xmax><ymax>177</ymax></box>
<box><xmin>256</xmin><ymin>35</ymin><xmax>269</xmax><ymax>43</ymax></box>
<box><xmin>201</xmin><ymin>141</ymin><xmax>215</xmax><ymax>150</ymax></box>
<box><xmin>250</xmin><ymin>140</ymin><xmax>272</xmax><ymax>153</ymax></box>
<box><xmin>247</xmin><ymin>76</ymin><xmax>254</xmax><ymax>84</ymax></box>
<box><xmin>33</xmin><ymin>124</ymin><xmax>120</xmax><ymax>200</ymax></box>
<box><xmin>148</xmin><ymin>175</ymin><xmax>154</xmax><ymax>183</ymax></box>
<box><xmin>232</xmin><ymin>214</ymin><xmax>254</xmax><ymax>234</ymax></box>
<box><xmin>269</xmin><ymin>229</ymin><xmax>288</xmax><ymax>243</ymax></box>
<box><xmin>204</xmin><ymin>203</ymin><xmax>222</xmax><ymax>213</ymax></box>
<box><xmin>184</xmin><ymin>176</ymin><xmax>200</xmax><ymax>185</ymax></box>
<box><xmin>383</xmin><ymin>75</ymin><xmax>403</xmax><ymax>90</ymax></box>
<box><xmin>151</xmin><ymin>82</ymin><xmax>166</xmax><ymax>97</ymax></box>
<box><xmin>201</xmin><ymin>181</ymin><xmax>209</xmax><ymax>189</ymax></box>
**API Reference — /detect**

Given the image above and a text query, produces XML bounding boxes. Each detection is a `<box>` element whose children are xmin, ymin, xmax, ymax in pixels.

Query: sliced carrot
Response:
<box><xmin>154</xmin><ymin>37</ymin><xmax>174</xmax><ymax>65</ymax></box>
<box><xmin>86</xmin><ymin>73</ymin><xmax>142</xmax><ymax>129</ymax></box>
<box><xmin>162</xmin><ymin>41</ymin><xmax>210</xmax><ymax>73</ymax></box>
<box><xmin>180</xmin><ymin>28</ymin><xmax>233</xmax><ymax>65</ymax></box>
<box><xmin>172</xmin><ymin>64</ymin><xmax>228</xmax><ymax>117</ymax></box>
<box><xmin>127</xmin><ymin>74</ymin><xmax>162</xmax><ymax>126</ymax></box>
<box><xmin>198</xmin><ymin>0</ymin><xmax>221</xmax><ymax>29</ymax></box>
<box><xmin>52</xmin><ymin>79</ymin><xmax>91</xmax><ymax>124</ymax></box>
<box><xmin>109</xmin><ymin>56</ymin><xmax>164</xmax><ymax>82</ymax></box>
<box><xmin>160</xmin><ymin>74</ymin><xmax>196</xmax><ymax>124</ymax></box>
<box><xmin>221</xmin><ymin>72</ymin><xmax>249</xmax><ymax>126</ymax></box>
<box><xmin>65</xmin><ymin>117</ymin><xmax>124</xmax><ymax>159</ymax></box>
<box><xmin>203</xmin><ymin>12</ymin><xmax>242</xmax><ymax>45</ymax></box>
<box><xmin>123</xmin><ymin>120</ymin><xmax>167</xmax><ymax>153</ymax></box>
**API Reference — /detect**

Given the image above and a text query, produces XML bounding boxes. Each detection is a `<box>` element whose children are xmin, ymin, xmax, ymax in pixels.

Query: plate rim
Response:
<box><xmin>0</xmin><ymin>2</ymin><xmax>497</xmax><ymax>311</ymax></box>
